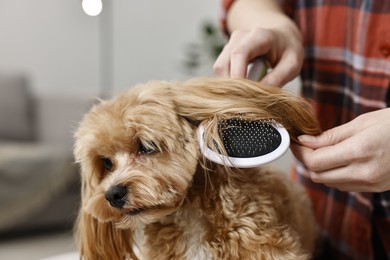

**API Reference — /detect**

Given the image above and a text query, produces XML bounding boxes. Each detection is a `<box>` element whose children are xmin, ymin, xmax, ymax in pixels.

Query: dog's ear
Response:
<box><xmin>171</xmin><ymin>77</ymin><xmax>321</xmax><ymax>143</ymax></box>
<box><xmin>73</xmin><ymin>129</ymin><xmax>138</xmax><ymax>259</ymax></box>
<box><xmin>75</xmin><ymin>211</ymin><xmax>137</xmax><ymax>259</ymax></box>
<box><xmin>74</xmin><ymin>161</ymin><xmax>138</xmax><ymax>259</ymax></box>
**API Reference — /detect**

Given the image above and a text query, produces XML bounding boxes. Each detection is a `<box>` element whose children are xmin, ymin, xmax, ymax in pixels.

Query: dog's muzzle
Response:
<box><xmin>105</xmin><ymin>185</ymin><xmax>127</xmax><ymax>208</ymax></box>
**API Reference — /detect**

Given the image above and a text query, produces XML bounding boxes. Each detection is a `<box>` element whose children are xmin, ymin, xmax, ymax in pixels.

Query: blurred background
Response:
<box><xmin>0</xmin><ymin>0</ymin><xmax>296</xmax><ymax>259</ymax></box>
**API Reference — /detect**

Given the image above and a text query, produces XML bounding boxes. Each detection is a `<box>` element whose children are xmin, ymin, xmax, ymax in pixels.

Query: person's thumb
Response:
<box><xmin>298</xmin><ymin>122</ymin><xmax>355</xmax><ymax>149</ymax></box>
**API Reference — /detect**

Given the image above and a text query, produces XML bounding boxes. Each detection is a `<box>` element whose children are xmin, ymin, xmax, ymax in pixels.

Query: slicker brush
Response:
<box><xmin>197</xmin><ymin>117</ymin><xmax>290</xmax><ymax>168</ymax></box>
<box><xmin>197</xmin><ymin>57</ymin><xmax>290</xmax><ymax>168</ymax></box>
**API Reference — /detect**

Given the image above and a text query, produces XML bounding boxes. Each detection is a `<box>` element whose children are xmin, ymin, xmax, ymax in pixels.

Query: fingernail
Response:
<box><xmin>298</xmin><ymin>135</ymin><xmax>316</xmax><ymax>143</ymax></box>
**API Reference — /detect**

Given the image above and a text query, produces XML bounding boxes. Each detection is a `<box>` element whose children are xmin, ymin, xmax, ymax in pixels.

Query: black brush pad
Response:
<box><xmin>217</xmin><ymin>118</ymin><xmax>282</xmax><ymax>158</ymax></box>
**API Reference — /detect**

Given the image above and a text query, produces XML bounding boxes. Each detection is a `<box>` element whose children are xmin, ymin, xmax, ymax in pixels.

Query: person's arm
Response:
<box><xmin>227</xmin><ymin>0</ymin><xmax>288</xmax><ymax>31</ymax></box>
<box><xmin>214</xmin><ymin>0</ymin><xmax>303</xmax><ymax>86</ymax></box>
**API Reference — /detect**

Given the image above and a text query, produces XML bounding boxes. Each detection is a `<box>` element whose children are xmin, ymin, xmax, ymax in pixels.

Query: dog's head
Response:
<box><xmin>74</xmin><ymin>77</ymin><xmax>321</xmax><ymax>258</ymax></box>
<box><xmin>74</xmin><ymin>81</ymin><xmax>199</xmax><ymax>228</ymax></box>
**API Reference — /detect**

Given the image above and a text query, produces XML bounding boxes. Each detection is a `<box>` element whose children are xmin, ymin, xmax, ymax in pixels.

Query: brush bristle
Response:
<box><xmin>217</xmin><ymin>118</ymin><xmax>282</xmax><ymax>158</ymax></box>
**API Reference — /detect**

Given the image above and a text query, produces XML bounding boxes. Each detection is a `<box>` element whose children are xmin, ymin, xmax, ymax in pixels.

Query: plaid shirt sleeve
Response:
<box><xmin>220</xmin><ymin>0</ymin><xmax>390</xmax><ymax>259</ymax></box>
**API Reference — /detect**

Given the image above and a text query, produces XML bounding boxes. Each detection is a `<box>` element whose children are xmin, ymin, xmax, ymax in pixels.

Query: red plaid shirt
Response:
<box><xmin>221</xmin><ymin>0</ymin><xmax>390</xmax><ymax>259</ymax></box>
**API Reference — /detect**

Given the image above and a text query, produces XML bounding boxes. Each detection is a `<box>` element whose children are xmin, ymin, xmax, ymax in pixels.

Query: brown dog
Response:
<box><xmin>74</xmin><ymin>78</ymin><xmax>321</xmax><ymax>259</ymax></box>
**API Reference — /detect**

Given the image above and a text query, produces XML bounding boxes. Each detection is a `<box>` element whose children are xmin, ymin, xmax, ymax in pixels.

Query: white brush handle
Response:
<box><xmin>246</xmin><ymin>57</ymin><xmax>268</xmax><ymax>81</ymax></box>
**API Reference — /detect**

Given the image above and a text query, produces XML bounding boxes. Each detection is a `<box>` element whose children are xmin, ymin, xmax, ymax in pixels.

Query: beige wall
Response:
<box><xmin>0</xmin><ymin>0</ymin><xmax>220</xmax><ymax>97</ymax></box>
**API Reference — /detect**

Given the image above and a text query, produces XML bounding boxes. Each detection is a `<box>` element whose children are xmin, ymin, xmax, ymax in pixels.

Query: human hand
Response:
<box><xmin>291</xmin><ymin>108</ymin><xmax>390</xmax><ymax>192</ymax></box>
<box><xmin>213</xmin><ymin>15</ymin><xmax>303</xmax><ymax>86</ymax></box>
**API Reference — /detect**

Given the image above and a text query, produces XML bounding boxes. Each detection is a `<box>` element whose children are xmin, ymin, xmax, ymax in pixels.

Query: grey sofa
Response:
<box><xmin>0</xmin><ymin>74</ymin><xmax>94</xmax><ymax>236</ymax></box>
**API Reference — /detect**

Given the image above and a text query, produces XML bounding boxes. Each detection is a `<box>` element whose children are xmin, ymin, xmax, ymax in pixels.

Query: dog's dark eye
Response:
<box><xmin>101</xmin><ymin>157</ymin><xmax>113</xmax><ymax>171</ymax></box>
<box><xmin>139</xmin><ymin>141</ymin><xmax>157</xmax><ymax>155</ymax></box>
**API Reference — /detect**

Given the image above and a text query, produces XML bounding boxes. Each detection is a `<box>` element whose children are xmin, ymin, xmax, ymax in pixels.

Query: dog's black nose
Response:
<box><xmin>105</xmin><ymin>185</ymin><xmax>127</xmax><ymax>208</ymax></box>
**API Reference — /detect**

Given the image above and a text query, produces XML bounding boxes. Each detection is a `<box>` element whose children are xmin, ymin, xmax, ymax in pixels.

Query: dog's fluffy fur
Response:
<box><xmin>74</xmin><ymin>78</ymin><xmax>321</xmax><ymax>259</ymax></box>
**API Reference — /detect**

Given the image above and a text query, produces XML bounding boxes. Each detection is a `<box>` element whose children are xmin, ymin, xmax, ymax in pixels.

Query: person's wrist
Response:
<box><xmin>270</xmin><ymin>15</ymin><xmax>302</xmax><ymax>43</ymax></box>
